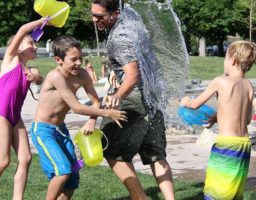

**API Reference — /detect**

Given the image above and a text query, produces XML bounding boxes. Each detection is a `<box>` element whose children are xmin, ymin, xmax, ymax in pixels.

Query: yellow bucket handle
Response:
<box><xmin>49</xmin><ymin>5</ymin><xmax>69</xmax><ymax>20</ymax></box>
<box><xmin>101</xmin><ymin>131</ymin><xmax>109</xmax><ymax>151</ymax></box>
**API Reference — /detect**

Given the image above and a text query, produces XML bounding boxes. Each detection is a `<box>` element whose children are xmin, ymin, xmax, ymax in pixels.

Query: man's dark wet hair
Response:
<box><xmin>92</xmin><ymin>0</ymin><xmax>124</xmax><ymax>13</ymax></box>
<box><xmin>52</xmin><ymin>35</ymin><xmax>81</xmax><ymax>60</ymax></box>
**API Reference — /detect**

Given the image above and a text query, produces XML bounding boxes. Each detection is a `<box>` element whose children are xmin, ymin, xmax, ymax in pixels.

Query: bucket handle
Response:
<box><xmin>49</xmin><ymin>5</ymin><xmax>69</xmax><ymax>20</ymax></box>
<box><xmin>40</xmin><ymin>16</ymin><xmax>50</xmax><ymax>30</ymax></box>
<box><xmin>101</xmin><ymin>131</ymin><xmax>109</xmax><ymax>151</ymax></box>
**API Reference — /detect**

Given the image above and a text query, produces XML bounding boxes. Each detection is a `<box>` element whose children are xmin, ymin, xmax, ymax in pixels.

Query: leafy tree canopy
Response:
<box><xmin>172</xmin><ymin>0</ymin><xmax>256</xmax><ymax>55</ymax></box>
<box><xmin>0</xmin><ymin>0</ymin><xmax>106</xmax><ymax>47</ymax></box>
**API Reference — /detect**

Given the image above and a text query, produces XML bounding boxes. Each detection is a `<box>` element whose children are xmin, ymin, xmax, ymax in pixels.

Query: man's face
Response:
<box><xmin>91</xmin><ymin>4</ymin><xmax>115</xmax><ymax>31</ymax></box>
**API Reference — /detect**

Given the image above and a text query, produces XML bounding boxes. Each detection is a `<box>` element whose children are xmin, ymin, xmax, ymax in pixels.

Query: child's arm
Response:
<box><xmin>4</xmin><ymin>19</ymin><xmax>46</xmax><ymax>59</ymax></box>
<box><xmin>247</xmin><ymin>86</ymin><xmax>254</xmax><ymax>125</ymax></box>
<box><xmin>93</xmin><ymin>72</ymin><xmax>97</xmax><ymax>83</ymax></box>
<box><xmin>50</xmin><ymin>70</ymin><xmax>127</xmax><ymax>127</ymax></box>
<box><xmin>181</xmin><ymin>77</ymin><xmax>220</xmax><ymax>109</ymax></box>
<box><xmin>26</xmin><ymin>68</ymin><xmax>43</xmax><ymax>85</ymax></box>
<box><xmin>247</xmin><ymin>104</ymin><xmax>253</xmax><ymax>125</ymax></box>
<box><xmin>81</xmin><ymin>78</ymin><xmax>101</xmax><ymax>134</ymax></box>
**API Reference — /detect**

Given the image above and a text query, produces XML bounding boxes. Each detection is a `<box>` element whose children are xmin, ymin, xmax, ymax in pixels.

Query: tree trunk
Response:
<box><xmin>199</xmin><ymin>37</ymin><xmax>206</xmax><ymax>57</ymax></box>
<box><xmin>217</xmin><ymin>40</ymin><xmax>224</xmax><ymax>57</ymax></box>
<box><xmin>249</xmin><ymin>0</ymin><xmax>253</xmax><ymax>42</ymax></box>
<box><xmin>94</xmin><ymin>22</ymin><xmax>100</xmax><ymax>57</ymax></box>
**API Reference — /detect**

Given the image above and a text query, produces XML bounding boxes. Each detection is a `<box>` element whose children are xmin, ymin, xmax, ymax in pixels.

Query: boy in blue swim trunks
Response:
<box><xmin>30</xmin><ymin>36</ymin><xmax>127</xmax><ymax>199</ymax></box>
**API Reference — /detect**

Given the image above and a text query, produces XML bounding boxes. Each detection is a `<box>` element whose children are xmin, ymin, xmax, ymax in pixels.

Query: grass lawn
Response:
<box><xmin>24</xmin><ymin>56</ymin><xmax>256</xmax><ymax>80</ymax></box>
<box><xmin>189</xmin><ymin>56</ymin><xmax>256</xmax><ymax>80</ymax></box>
<box><xmin>0</xmin><ymin>153</ymin><xmax>255</xmax><ymax>199</ymax></box>
<box><xmin>1</xmin><ymin>56</ymin><xmax>256</xmax><ymax>199</ymax></box>
<box><xmin>27</xmin><ymin>56</ymin><xmax>106</xmax><ymax>77</ymax></box>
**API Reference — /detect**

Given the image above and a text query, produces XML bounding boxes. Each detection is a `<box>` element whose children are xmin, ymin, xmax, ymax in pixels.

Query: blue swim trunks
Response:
<box><xmin>30</xmin><ymin>122</ymin><xmax>79</xmax><ymax>189</ymax></box>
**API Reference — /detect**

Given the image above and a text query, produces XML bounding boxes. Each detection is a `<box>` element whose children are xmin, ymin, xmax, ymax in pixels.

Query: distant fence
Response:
<box><xmin>0</xmin><ymin>47</ymin><xmax>107</xmax><ymax>59</ymax></box>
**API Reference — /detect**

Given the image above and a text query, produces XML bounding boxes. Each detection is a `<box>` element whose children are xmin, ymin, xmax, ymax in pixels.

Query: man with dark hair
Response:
<box><xmin>91</xmin><ymin>1</ymin><xmax>175</xmax><ymax>199</ymax></box>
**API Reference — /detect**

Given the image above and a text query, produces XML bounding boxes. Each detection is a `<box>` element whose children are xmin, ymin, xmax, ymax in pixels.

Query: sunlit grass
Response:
<box><xmin>0</xmin><ymin>153</ymin><xmax>255</xmax><ymax>199</ymax></box>
<box><xmin>189</xmin><ymin>56</ymin><xmax>256</xmax><ymax>80</ymax></box>
<box><xmin>3</xmin><ymin>56</ymin><xmax>256</xmax><ymax>80</ymax></box>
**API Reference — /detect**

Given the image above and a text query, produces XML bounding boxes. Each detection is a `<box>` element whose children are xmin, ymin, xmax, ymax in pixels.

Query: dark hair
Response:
<box><xmin>52</xmin><ymin>35</ymin><xmax>81</xmax><ymax>60</ymax></box>
<box><xmin>84</xmin><ymin>59</ymin><xmax>89</xmax><ymax>65</ymax></box>
<box><xmin>92</xmin><ymin>0</ymin><xmax>123</xmax><ymax>13</ymax></box>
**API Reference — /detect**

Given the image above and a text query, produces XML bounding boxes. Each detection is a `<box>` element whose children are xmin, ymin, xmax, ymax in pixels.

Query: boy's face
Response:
<box><xmin>19</xmin><ymin>36</ymin><xmax>38</xmax><ymax>60</ymax></box>
<box><xmin>55</xmin><ymin>47</ymin><xmax>83</xmax><ymax>76</ymax></box>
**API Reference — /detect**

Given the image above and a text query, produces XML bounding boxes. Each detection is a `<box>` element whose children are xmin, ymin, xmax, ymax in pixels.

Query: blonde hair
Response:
<box><xmin>7</xmin><ymin>34</ymin><xmax>32</xmax><ymax>47</ymax></box>
<box><xmin>7</xmin><ymin>36</ymin><xmax>15</xmax><ymax>47</ymax></box>
<box><xmin>227</xmin><ymin>40</ymin><xmax>256</xmax><ymax>72</ymax></box>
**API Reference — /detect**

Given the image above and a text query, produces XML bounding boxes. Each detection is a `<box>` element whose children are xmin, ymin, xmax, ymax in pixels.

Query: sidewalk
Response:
<box><xmin>22</xmin><ymin>85</ymin><xmax>256</xmax><ymax>190</ymax></box>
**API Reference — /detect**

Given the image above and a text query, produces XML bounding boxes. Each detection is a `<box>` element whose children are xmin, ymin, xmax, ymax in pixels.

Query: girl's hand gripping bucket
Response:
<box><xmin>31</xmin><ymin>16</ymin><xmax>50</xmax><ymax>41</ymax></box>
<box><xmin>34</xmin><ymin>0</ymin><xmax>70</xmax><ymax>28</ymax></box>
<box><xmin>74</xmin><ymin>129</ymin><xmax>108</xmax><ymax>167</ymax></box>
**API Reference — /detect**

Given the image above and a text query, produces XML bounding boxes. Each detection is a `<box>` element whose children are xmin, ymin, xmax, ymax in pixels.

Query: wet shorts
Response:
<box><xmin>204</xmin><ymin>136</ymin><xmax>251</xmax><ymax>200</ymax></box>
<box><xmin>100</xmin><ymin>90</ymin><xmax>167</xmax><ymax>165</ymax></box>
<box><xmin>30</xmin><ymin>122</ymin><xmax>79</xmax><ymax>190</ymax></box>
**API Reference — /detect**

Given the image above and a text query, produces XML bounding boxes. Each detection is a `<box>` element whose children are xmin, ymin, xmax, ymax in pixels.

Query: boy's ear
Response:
<box><xmin>54</xmin><ymin>56</ymin><xmax>63</xmax><ymax>66</ymax></box>
<box><xmin>231</xmin><ymin>57</ymin><xmax>237</xmax><ymax>66</ymax></box>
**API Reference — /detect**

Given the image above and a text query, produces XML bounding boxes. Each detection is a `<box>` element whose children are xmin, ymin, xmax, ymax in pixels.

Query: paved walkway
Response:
<box><xmin>23</xmin><ymin>85</ymin><xmax>256</xmax><ymax>191</ymax></box>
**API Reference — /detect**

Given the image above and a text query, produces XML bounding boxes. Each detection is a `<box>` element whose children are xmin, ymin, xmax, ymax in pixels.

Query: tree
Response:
<box><xmin>173</xmin><ymin>0</ymin><xmax>239</xmax><ymax>56</ymax></box>
<box><xmin>0</xmin><ymin>0</ymin><xmax>34</xmax><ymax>46</ymax></box>
<box><xmin>234</xmin><ymin>0</ymin><xmax>256</xmax><ymax>41</ymax></box>
<box><xmin>0</xmin><ymin>0</ymin><xmax>105</xmax><ymax>47</ymax></box>
<box><xmin>42</xmin><ymin>0</ymin><xmax>104</xmax><ymax>47</ymax></box>
<box><xmin>172</xmin><ymin>0</ymin><xmax>201</xmax><ymax>54</ymax></box>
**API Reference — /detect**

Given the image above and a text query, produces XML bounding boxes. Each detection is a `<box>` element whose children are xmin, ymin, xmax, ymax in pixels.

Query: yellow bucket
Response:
<box><xmin>34</xmin><ymin>0</ymin><xmax>70</xmax><ymax>28</ymax></box>
<box><xmin>74</xmin><ymin>129</ymin><xmax>106</xmax><ymax>167</ymax></box>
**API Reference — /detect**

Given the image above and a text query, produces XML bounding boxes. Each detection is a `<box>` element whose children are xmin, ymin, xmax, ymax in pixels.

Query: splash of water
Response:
<box><xmin>121</xmin><ymin>1</ymin><xmax>189</xmax><ymax>127</ymax></box>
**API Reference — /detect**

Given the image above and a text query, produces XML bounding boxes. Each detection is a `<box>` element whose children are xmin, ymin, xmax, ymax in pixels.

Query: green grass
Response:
<box><xmin>0</xmin><ymin>153</ymin><xmax>203</xmax><ymax>200</ymax></box>
<box><xmin>189</xmin><ymin>56</ymin><xmax>256</xmax><ymax>80</ymax></box>
<box><xmin>1</xmin><ymin>56</ymin><xmax>256</xmax><ymax>199</ymax></box>
<box><xmin>1</xmin><ymin>153</ymin><xmax>255</xmax><ymax>199</ymax></box>
<box><xmin>26</xmin><ymin>56</ymin><xmax>106</xmax><ymax>77</ymax></box>
<box><xmin>23</xmin><ymin>56</ymin><xmax>256</xmax><ymax>80</ymax></box>
<box><xmin>27</xmin><ymin>57</ymin><xmax>56</xmax><ymax>77</ymax></box>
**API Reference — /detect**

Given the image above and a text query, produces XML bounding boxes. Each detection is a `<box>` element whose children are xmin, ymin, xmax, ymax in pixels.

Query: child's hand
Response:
<box><xmin>25</xmin><ymin>68</ymin><xmax>43</xmax><ymax>84</ymax></box>
<box><xmin>204</xmin><ymin>114</ymin><xmax>217</xmax><ymax>128</ymax></box>
<box><xmin>40</xmin><ymin>17</ymin><xmax>52</xmax><ymax>26</ymax></box>
<box><xmin>180</xmin><ymin>96</ymin><xmax>191</xmax><ymax>107</ymax></box>
<box><xmin>81</xmin><ymin>119</ymin><xmax>96</xmax><ymax>135</ymax></box>
<box><xmin>104</xmin><ymin>95</ymin><xmax>120</xmax><ymax>109</ymax></box>
<box><xmin>25</xmin><ymin>71</ymin><xmax>37</xmax><ymax>82</ymax></box>
<box><xmin>108</xmin><ymin>109</ymin><xmax>127</xmax><ymax>128</ymax></box>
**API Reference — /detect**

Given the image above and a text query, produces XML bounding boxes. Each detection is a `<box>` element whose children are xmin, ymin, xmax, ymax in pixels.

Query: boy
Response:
<box><xmin>30</xmin><ymin>35</ymin><xmax>127</xmax><ymax>200</ymax></box>
<box><xmin>181</xmin><ymin>41</ymin><xmax>256</xmax><ymax>200</ymax></box>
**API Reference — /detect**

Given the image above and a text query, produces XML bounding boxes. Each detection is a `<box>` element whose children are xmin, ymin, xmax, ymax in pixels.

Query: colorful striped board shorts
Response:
<box><xmin>204</xmin><ymin>136</ymin><xmax>251</xmax><ymax>200</ymax></box>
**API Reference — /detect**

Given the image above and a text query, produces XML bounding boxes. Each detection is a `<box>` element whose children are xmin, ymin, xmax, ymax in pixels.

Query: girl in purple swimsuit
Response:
<box><xmin>0</xmin><ymin>19</ymin><xmax>46</xmax><ymax>199</ymax></box>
